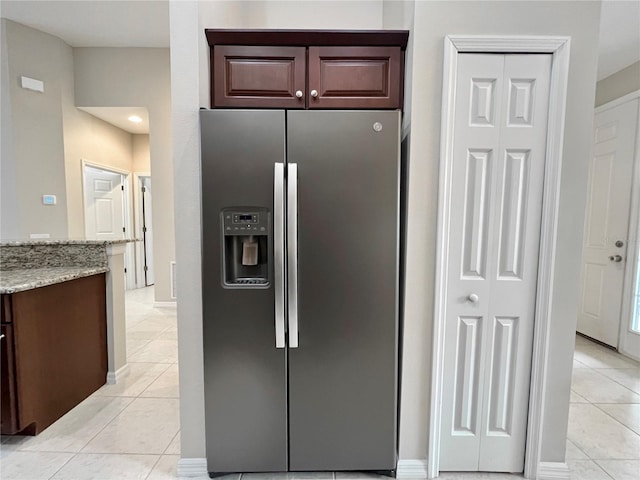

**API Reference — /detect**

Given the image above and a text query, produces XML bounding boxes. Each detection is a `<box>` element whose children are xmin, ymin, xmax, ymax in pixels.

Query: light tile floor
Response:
<box><xmin>2</xmin><ymin>293</ymin><xmax>639</xmax><ymax>480</ymax></box>
<box><xmin>1</xmin><ymin>286</ymin><xmax>181</xmax><ymax>480</ymax></box>
<box><xmin>566</xmin><ymin>335</ymin><xmax>640</xmax><ymax>480</ymax></box>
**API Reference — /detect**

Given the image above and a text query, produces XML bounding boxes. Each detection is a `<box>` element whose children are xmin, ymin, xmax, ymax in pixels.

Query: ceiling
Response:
<box><xmin>0</xmin><ymin>1</ymin><xmax>169</xmax><ymax>47</ymax></box>
<box><xmin>78</xmin><ymin>107</ymin><xmax>150</xmax><ymax>134</ymax></box>
<box><xmin>1</xmin><ymin>1</ymin><xmax>639</xmax><ymax>128</ymax></box>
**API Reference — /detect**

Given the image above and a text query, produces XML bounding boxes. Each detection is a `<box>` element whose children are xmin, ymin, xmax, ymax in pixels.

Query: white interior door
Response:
<box><xmin>141</xmin><ymin>177</ymin><xmax>155</xmax><ymax>286</ymax></box>
<box><xmin>440</xmin><ymin>53</ymin><xmax>551</xmax><ymax>472</ymax></box>
<box><xmin>84</xmin><ymin>166</ymin><xmax>125</xmax><ymax>241</ymax></box>
<box><xmin>577</xmin><ymin>99</ymin><xmax>639</xmax><ymax>347</ymax></box>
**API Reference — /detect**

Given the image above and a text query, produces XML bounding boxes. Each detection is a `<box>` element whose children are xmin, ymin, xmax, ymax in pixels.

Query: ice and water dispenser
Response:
<box><xmin>221</xmin><ymin>207</ymin><xmax>270</xmax><ymax>288</ymax></box>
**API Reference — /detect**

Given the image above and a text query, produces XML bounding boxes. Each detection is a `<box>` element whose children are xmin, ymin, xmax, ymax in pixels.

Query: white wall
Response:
<box><xmin>171</xmin><ymin>0</ymin><xmax>601</xmax><ymax>467</ymax></box>
<box><xmin>197</xmin><ymin>0</ymin><xmax>384</xmax><ymax>106</ymax></box>
<box><xmin>73</xmin><ymin>48</ymin><xmax>174</xmax><ymax>302</ymax></box>
<box><xmin>399</xmin><ymin>0</ymin><xmax>601</xmax><ymax>462</ymax></box>
<box><xmin>1</xmin><ymin>19</ymin><xmax>69</xmax><ymax>239</ymax></box>
<box><xmin>595</xmin><ymin>60</ymin><xmax>640</xmax><ymax>106</ymax></box>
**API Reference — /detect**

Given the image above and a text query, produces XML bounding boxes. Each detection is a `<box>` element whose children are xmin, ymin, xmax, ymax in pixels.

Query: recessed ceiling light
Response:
<box><xmin>128</xmin><ymin>115</ymin><xmax>143</xmax><ymax>123</ymax></box>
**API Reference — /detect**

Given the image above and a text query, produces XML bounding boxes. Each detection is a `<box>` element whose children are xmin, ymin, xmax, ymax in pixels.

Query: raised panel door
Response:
<box><xmin>1</xmin><ymin>323</ymin><xmax>18</xmax><ymax>434</ymax></box>
<box><xmin>577</xmin><ymin>99</ymin><xmax>638</xmax><ymax>347</ymax></box>
<box><xmin>213</xmin><ymin>46</ymin><xmax>306</xmax><ymax>108</ymax></box>
<box><xmin>441</xmin><ymin>53</ymin><xmax>551</xmax><ymax>473</ymax></box>
<box><xmin>307</xmin><ymin>46</ymin><xmax>401</xmax><ymax>109</ymax></box>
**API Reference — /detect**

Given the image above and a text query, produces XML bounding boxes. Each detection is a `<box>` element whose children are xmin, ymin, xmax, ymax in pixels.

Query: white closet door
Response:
<box><xmin>440</xmin><ymin>53</ymin><xmax>551</xmax><ymax>473</ymax></box>
<box><xmin>84</xmin><ymin>166</ymin><xmax>124</xmax><ymax>241</ymax></box>
<box><xmin>577</xmin><ymin>99</ymin><xmax>638</xmax><ymax>347</ymax></box>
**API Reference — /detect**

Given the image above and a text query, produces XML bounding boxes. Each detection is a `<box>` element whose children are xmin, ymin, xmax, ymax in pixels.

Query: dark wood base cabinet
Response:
<box><xmin>0</xmin><ymin>274</ymin><xmax>107</xmax><ymax>435</ymax></box>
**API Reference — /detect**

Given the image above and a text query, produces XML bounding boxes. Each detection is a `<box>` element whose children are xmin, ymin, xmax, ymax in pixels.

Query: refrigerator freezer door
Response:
<box><xmin>286</xmin><ymin>110</ymin><xmax>400</xmax><ymax>471</ymax></box>
<box><xmin>200</xmin><ymin>110</ymin><xmax>288</xmax><ymax>473</ymax></box>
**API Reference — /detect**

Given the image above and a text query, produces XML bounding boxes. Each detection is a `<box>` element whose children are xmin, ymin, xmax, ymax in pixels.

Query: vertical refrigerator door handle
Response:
<box><xmin>274</xmin><ymin>163</ymin><xmax>286</xmax><ymax>348</ymax></box>
<box><xmin>287</xmin><ymin>163</ymin><xmax>299</xmax><ymax>348</ymax></box>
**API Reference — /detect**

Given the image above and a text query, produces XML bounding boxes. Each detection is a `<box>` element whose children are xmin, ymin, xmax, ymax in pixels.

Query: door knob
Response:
<box><xmin>295</xmin><ymin>90</ymin><xmax>303</xmax><ymax>99</ymax></box>
<box><xmin>609</xmin><ymin>255</ymin><xmax>623</xmax><ymax>263</ymax></box>
<box><xmin>310</xmin><ymin>90</ymin><xmax>318</xmax><ymax>98</ymax></box>
<box><xmin>468</xmin><ymin>293</ymin><xmax>479</xmax><ymax>303</ymax></box>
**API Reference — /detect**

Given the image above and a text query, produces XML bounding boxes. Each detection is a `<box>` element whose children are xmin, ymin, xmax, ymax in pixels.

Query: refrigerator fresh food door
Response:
<box><xmin>200</xmin><ymin>110</ymin><xmax>288</xmax><ymax>473</ymax></box>
<box><xmin>287</xmin><ymin>110</ymin><xmax>400</xmax><ymax>471</ymax></box>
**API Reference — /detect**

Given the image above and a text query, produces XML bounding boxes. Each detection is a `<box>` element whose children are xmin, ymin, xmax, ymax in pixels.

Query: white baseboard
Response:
<box><xmin>177</xmin><ymin>458</ymin><xmax>207</xmax><ymax>478</ymax></box>
<box><xmin>537</xmin><ymin>462</ymin><xmax>570</xmax><ymax>480</ymax></box>
<box><xmin>154</xmin><ymin>301</ymin><xmax>177</xmax><ymax>308</ymax></box>
<box><xmin>106</xmin><ymin>363</ymin><xmax>130</xmax><ymax>385</ymax></box>
<box><xmin>397</xmin><ymin>459</ymin><xmax>428</xmax><ymax>479</ymax></box>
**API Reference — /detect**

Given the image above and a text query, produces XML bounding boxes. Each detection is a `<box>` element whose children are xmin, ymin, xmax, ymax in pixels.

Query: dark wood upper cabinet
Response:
<box><xmin>213</xmin><ymin>46</ymin><xmax>306</xmax><ymax>108</ymax></box>
<box><xmin>207</xmin><ymin>30</ymin><xmax>409</xmax><ymax>110</ymax></box>
<box><xmin>308</xmin><ymin>46</ymin><xmax>401</xmax><ymax>109</ymax></box>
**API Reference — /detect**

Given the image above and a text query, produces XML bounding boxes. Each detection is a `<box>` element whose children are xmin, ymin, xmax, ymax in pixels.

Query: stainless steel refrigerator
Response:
<box><xmin>200</xmin><ymin>109</ymin><xmax>400</xmax><ymax>475</ymax></box>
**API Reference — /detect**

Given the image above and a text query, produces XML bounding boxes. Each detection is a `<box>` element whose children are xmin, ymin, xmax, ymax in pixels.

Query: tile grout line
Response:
<box><xmin>45</xmin><ymin>451</ymin><xmax>77</xmax><ymax>480</ymax></box>
<box><xmin>591</xmin><ymin>368</ymin><xmax>640</xmax><ymax>397</ymax></box>
<box><xmin>590</xmin><ymin>459</ymin><xmax>619</xmax><ymax>480</ymax></box>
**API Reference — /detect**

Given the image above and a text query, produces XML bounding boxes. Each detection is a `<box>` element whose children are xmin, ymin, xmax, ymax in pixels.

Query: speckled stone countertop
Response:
<box><xmin>0</xmin><ymin>239</ymin><xmax>136</xmax><ymax>294</ymax></box>
<box><xmin>0</xmin><ymin>267</ymin><xmax>110</xmax><ymax>294</ymax></box>
<box><xmin>0</xmin><ymin>239</ymin><xmax>135</xmax><ymax>246</ymax></box>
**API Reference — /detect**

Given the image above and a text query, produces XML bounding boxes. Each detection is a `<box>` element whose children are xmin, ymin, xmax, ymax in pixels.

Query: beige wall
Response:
<box><xmin>1</xmin><ymin>19</ymin><xmax>69</xmax><ymax>239</ymax></box>
<box><xmin>74</xmin><ymin>48</ymin><xmax>174</xmax><ymax>302</ymax></box>
<box><xmin>133</xmin><ymin>134</ymin><xmax>151</xmax><ymax>173</ymax></box>
<box><xmin>0</xmin><ymin>19</ymin><xmax>18</xmax><ymax>237</ymax></box>
<box><xmin>63</xmin><ymin>110</ymin><xmax>134</xmax><ymax>239</ymax></box>
<box><xmin>172</xmin><ymin>0</ymin><xmax>601</xmax><ymax>466</ymax></box>
<box><xmin>0</xmin><ymin>19</ymin><xmax>141</xmax><ymax>243</ymax></box>
<box><xmin>595</xmin><ymin>60</ymin><xmax>640</xmax><ymax>106</ymax></box>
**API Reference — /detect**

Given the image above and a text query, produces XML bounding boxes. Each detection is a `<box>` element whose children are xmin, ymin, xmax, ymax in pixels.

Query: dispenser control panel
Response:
<box><xmin>222</xmin><ymin>210</ymin><xmax>268</xmax><ymax>235</ymax></box>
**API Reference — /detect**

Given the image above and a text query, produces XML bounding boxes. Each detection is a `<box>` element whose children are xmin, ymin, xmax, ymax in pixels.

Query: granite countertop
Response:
<box><xmin>0</xmin><ymin>239</ymin><xmax>138</xmax><ymax>246</ymax></box>
<box><xmin>0</xmin><ymin>267</ymin><xmax>110</xmax><ymax>294</ymax></box>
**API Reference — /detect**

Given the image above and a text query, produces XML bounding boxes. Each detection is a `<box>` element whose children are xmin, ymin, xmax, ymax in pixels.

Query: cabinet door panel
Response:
<box><xmin>1</xmin><ymin>324</ymin><xmax>18</xmax><ymax>434</ymax></box>
<box><xmin>308</xmin><ymin>46</ymin><xmax>401</xmax><ymax>109</ymax></box>
<box><xmin>213</xmin><ymin>46</ymin><xmax>306</xmax><ymax>108</ymax></box>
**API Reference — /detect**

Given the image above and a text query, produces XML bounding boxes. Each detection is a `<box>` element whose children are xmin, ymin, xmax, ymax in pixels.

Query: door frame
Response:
<box><xmin>133</xmin><ymin>172</ymin><xmax>152</xmax><ymax>288</ymax></box>
<box><xmin>428</xmin><ymin>35</ymin><xmax>571</xmax><ymax>479</ymax></box>
<box><xmin>603</xmin><ymin>90</ymin><xmax>640</xmax><ymax>361</ymax></box>
<box><xmin>81</xmin><ymin>159</ymin><xmax>135</xmax><ymax>289</ymax></box>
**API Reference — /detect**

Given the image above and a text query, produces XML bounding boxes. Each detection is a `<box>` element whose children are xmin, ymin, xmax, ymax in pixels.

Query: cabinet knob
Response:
<box><xmin>468</xmin><ymin>293</ymin><xmax>479</xmax><ymax>303</ymax></box>
<box><xmin>310</xmin><ymin>90</ymin><xmax>318</xmax><ymax>98</ymax></box>
<box><xmin>295</xmin><ymin>90</ymin><xmax>303</xmax><ymax>99</ymax></box>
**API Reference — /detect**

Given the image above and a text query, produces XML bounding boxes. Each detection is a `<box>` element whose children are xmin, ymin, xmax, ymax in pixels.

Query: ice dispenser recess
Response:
<box><xmin>221</xmin><ymin>207</ymin><xmax>270</xmax><ymax>288</ymax></box>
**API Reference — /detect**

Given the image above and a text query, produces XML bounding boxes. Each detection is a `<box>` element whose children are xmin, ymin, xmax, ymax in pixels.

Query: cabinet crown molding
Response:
<box><xmin>205</xmin><ymin>29</ymin><xmax>409</xmax><ymax>50</ymax></box>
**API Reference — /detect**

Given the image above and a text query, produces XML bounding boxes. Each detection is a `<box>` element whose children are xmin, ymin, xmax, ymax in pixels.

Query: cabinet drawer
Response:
<box><xmin>308</xmin><ymin>46</ymin><xmax>401</xmax><ymax>109</ymax></box>
<box><xmin>213</xmin><ymin>46</ymin><xmax>306</xmax><ymax>108</ymax></box>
